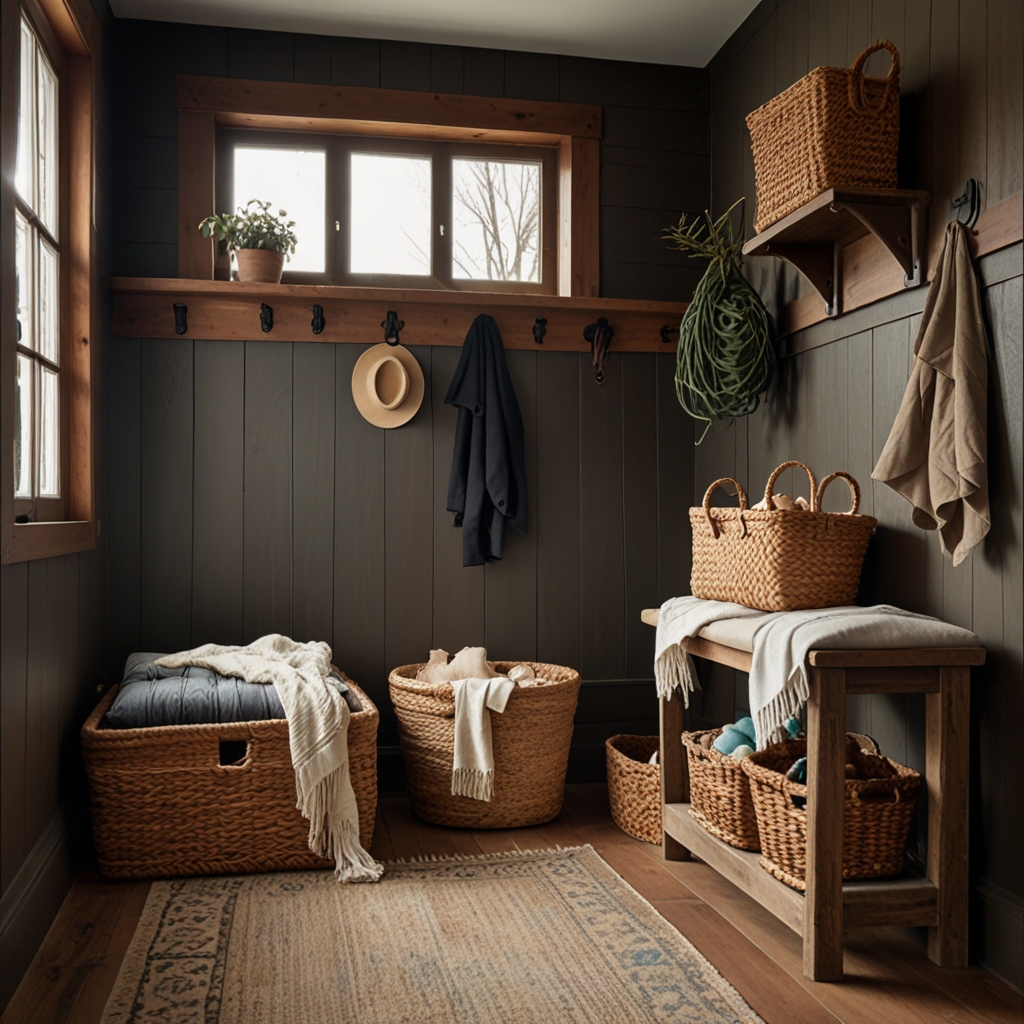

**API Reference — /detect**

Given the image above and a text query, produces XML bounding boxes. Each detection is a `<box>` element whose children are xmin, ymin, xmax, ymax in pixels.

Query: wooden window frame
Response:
<box><xmin>1</xmin><ymin>0</ymin><xmax>99</xmax><ymax>564</ymax></box>
<box><xmin>177</xmin><ymin>75</ymin><xmax>601</xmax><ymax>298</ymax></box>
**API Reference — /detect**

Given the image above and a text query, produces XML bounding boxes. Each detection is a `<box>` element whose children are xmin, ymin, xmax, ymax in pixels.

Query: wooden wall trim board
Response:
<box><xmin>177</xmin><ymin>111</ymin><xmax>215</xmax><ymax>280</ymax></box>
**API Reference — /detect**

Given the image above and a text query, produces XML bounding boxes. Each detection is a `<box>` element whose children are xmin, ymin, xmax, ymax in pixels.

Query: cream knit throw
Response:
<box><xmin>155</xmin><ymin>635</ymin><xmax>383</xmax><ymax>883</ymax></box>
<box><xmin>451</xmin><ymin>677</ymin><xmax>515</xmax><ymax>801</ymax></box>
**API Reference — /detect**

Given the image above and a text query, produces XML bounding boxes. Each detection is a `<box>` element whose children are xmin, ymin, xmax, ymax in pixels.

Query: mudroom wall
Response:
<box><xmin>702</xmin><ymin>0</ymin><xmax>1023</xmax><ymax>987</ymax></box>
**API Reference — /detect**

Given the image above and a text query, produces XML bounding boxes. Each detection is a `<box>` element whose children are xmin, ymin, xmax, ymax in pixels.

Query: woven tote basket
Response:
<box><xmin>746</xmin><ymin>40</ymin><xmax>901</xmax><ymax>233</ymax></box>
<box><xmin>683</xmin><ymin>729</ymin><xmax>761</xmax><ymax>850</ymax></box>
<box><xmin>741</xmin><ymin>736</ymin><xmax>921</xmax><ymax>890</ymax></box>
<box><xmin>690</xmin><ymin>460</ymin><xmax>877</xmax><ymax>611</ymax></box>
<box><xmin>389</xmin><ymin>661</ymin><xmax>581</xmax><ymax>829</ymax></box>
<box><xmin>81</xmin><ymin>673</ymin><xmax>378</xmax><ymax>879</ymax></box>
<box><xmin>606</xmin><ymin>735</ymin><xmax>662</xmax><ymax>844</ymax></box>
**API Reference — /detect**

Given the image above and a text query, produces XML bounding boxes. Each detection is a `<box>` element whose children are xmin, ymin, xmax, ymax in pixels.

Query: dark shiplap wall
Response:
<box><xmin>706</xmin><ymin>0</ymin><xmax>1023</xmax><ymax>988</ymax></box>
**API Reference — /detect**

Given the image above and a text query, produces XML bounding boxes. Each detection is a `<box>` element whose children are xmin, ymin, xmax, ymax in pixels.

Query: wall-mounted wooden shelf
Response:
<box><xmin>109</xmin><ymin>278</ymin><xmax>688</xmax><ymax>353</ymax></box>
<box><xmin>743</xmin><ymin>188</ymin><xmax>931</xmax><ymax>319</ymax></box>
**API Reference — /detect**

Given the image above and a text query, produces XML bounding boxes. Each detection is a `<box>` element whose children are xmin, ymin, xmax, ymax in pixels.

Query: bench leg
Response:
<box><xmin>659</xmin><ymin>694</ymin><xmax>690</xmax><ymax>861</ymax></box>
<box><xmin>926</xmin><ymin>666</ymin><xmax>970</xmax><ymax>967</ymax></box>
<box><xmin>803</xmin><ymin>667</ymin><xmax>846</xmax><ymax>982</ymax></box>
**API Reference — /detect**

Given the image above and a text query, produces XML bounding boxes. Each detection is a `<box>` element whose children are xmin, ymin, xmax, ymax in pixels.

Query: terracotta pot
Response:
<box><xmin>235</xmin><ymin>248</ymin><xmax>285</xmax><ymax>283</ymax></box>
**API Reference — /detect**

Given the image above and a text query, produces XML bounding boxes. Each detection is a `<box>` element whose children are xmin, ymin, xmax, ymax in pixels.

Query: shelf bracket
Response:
<box><xmin>831</xmin><ymin>199</ymin><xmax>923</xmax><ymax>288</ymax></box>
<box><xmin>761</xmin><ymin>243</ymin><xmax>840</xmax><ymax>318</ymax></box>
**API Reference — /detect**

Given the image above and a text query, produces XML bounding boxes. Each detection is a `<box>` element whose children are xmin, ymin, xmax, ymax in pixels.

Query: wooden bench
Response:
<box><xmin>641</xmin><ymin>607</ymin><xmax>985</xmax><ymax>983</ymax></box>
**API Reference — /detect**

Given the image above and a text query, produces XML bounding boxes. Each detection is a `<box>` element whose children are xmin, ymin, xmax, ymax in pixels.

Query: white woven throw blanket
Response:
<box><xmin>451</xmin><ymin>677</ymin><xmax>515</xmax><ymax>801</ymax></box>
<box><xmin>656</xmin><ymin>597</ymin><xmax>979</xmax><ymax>748</ymax></box>
<box><xmin>155</xmin><ymin>635</ymin><xmax>383</xmax><ymax>882</ymax></box>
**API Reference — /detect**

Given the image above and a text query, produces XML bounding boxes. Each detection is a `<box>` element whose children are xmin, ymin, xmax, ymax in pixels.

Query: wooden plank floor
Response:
<box><xmin>2</xmin><ymin>784</ymin><xmax>1020</xmax><ymax>1024</ymax></box>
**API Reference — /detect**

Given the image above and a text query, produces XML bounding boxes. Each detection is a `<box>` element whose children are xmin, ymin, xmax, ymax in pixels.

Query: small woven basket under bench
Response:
<box><xmin>606</xmin><ymin>735</ymin><xmax>662</xmax><ymax>844</ymax></box>
<box><xmin>389</xmin><ymin>661</ymin><xmax>580</xmax><ymax>829</ymax></box>
<box><xmin>81</xmin><ymin>674</ymin><xmax>378</xmax><ymax>879</ymax></box>
<box><xmin>683</xmin><ymin>729</ymin><xmax>761</xmax><ymax>851</ymax></box>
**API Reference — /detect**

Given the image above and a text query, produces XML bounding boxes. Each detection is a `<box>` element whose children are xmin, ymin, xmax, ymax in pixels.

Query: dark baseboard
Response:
<box><xmin>972</xmin><ymin>876</ymin><xmax>1024</xmax><ymax>993</ymax></box>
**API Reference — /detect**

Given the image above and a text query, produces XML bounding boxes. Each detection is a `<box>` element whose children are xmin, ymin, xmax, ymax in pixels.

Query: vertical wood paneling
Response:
<box><xmin>0</xmin><ymin>563</ymin><xmax>29</xmax><ymax>892</ymax></box>
<box><xmin>243</xmin><ymin>342</ymin><xmax>293</xmax><ymax>641</ymax></box>
<box><xmin>655</xmin><ymin>353</ymin><xmax>693</xmax><ymax>603</ymax></box>
<box><xmin>987</xmin><ymin>0</ymin><xmax>1024</xmax><ymax>204</ymax></box>
<box><xmin>958</xmin><ymin>0</ymin><xmax>988</xmax><ymax>204</ymax></box>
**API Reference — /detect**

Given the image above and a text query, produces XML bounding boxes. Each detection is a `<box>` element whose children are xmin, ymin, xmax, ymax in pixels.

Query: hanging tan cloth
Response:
<box><xmin>872</xmin><ymin>220</ymin><xmax>989</xmax><ymax>565</ymax></box>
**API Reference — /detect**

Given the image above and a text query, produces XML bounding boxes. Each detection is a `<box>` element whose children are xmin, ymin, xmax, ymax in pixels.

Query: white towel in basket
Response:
<box><xmin>451</xmin><ymin>676</ymin><xmax>516</xmax><ymax>801</ymax></box>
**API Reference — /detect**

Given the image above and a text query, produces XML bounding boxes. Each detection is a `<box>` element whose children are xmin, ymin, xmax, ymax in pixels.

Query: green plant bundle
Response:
<box><xmin>662</xmin><ymin>200</ymin><xmax>774</xmax><ymax>443</ymax></box>
<box><xmin>199</xmin><ymin>199</ymin><xmax>298</xmax><ymax>257</ymax></box>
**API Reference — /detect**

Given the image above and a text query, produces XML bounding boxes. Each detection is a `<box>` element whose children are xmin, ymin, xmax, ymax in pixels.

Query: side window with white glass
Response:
<box><xmin>215</xmin><ymin>132</ymin><xmax>556</xmax><ymax>292</ymax></box>
<box><xmin>15</xmin><ymin>10</ymin><xmax>63</xmax><ymax>520</ymax></box>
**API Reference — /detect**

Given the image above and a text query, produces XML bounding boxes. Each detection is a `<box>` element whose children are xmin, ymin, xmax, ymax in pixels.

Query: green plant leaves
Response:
<box><xmin>197</xmin><ymin>199</ymin><xmax>298</xmax><ymax>257</ymax></box>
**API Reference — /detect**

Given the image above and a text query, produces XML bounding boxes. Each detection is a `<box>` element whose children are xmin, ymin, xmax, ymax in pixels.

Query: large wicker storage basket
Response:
<box><xmin>81</xmin><ymin>674</ymin><xmax>378</xmax><ymax>879</ymax></box>
<box><xmin>606</xmin><ymin>735</ymin><xmax>661</xmax><ymax>844</ymax></box>
<box><xmin>683</xmin><ymin>729</ymin><xmax>760</xmax><ymax>850</ymax></box>
<box><xmin>390</xmin><ymin>661</ymin><xmax>581</xmax><ymax>828</ymax></box>
<box><xmin>741</xmin><ymin>736</ymin><xmax>921</xmax><ymax>890</ymax></box>
<box><xmin>746</xmin><ymin>40</ymin><xmax>901</xmax><ymax>233</ymax></box>
<box><xmin>690</xmin><ymin>461</ymin><xmax>877</xmax><ymax>611</ymax></box>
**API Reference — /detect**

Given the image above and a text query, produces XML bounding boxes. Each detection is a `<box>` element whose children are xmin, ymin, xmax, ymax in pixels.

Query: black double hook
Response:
<box><xmin>311</xmin><ymin>304</ymin><xmax>325</xmax><ymax>335</ymax></box>
<box><xmin>382</xmin><ymin>310</ymin><xmax>404</xmax><ymax>346</ymax></box>
<box><xmin>532</xmin><ymin>317</ymin><xmax>547</xmax><ymax>345</ymax></box>
<box><xmin>260</xmin><ymin>303</ymin><xmax>274</xmax><ymax>334</ymax></box>
<box><xmin>173</xmin><ymin>303</ymin><xmax>188</xmax><ymax>336</ymax></box>
<box><xmin>952</xmin><ymin>178</ymin><xmax>982</xmax><ymax>229</ymax></box>
<box><xmin>583</xmin><ymin>317</ymin><xmax>614</xmax><ymax>385</ymax></box>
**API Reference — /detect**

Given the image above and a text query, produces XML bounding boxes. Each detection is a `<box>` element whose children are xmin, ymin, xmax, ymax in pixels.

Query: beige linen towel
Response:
<box><xmin>156</xmin><ymin>635</ymin><xmax>383</xmax><ymax>882</ymax></box>
<box><xmin>872</xmin><ymin>220</ymin><xmax>990</xmax><ymax>565</ymax></box>
<box><xmin>451</xmin><ymin>676</ymin><xmax>516</xmax><ymax>801</ymax></box>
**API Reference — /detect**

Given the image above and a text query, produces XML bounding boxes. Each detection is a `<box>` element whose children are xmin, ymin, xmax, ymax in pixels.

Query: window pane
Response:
<box><xmin>234</xmin><ymin>146</ymin><xmax>325</xmax><ymax>273</ymax></box>
<box><xmin>350</xmin><ymin>153</ymin><xmax>431</xmax><ymax>276</ymax></box>
<box><xmin>15</xmin><ymin>355</ymin><xmax>33</xmax><ymax>498</ymax></box>
<box><xmin>16</xmin><ymin>212</ymin><xmax>33</xmax><ymax>350</ymax></box>
<box><xmin>16</xmin><ymin>20</ymin><xmax>35</xmax><ymax>205</ymax></box>
<box><xmin>452</xmin><ymin>160</ymin><xmax>541</xmax><ymax>283</ymax></box>
<box><xmin>38</xmin><ymin>366</ymin><xmax>59</xmax><ymax>498</ymax></box>
<box><xmin>37</xmin><ymin>49</ymin><xmax>59</xmax><ymax>236</ymax></box>
<box><xmin>39</xmin><ymin>236</ymin><xmax>59</xmax><ymax>363</ymax></box>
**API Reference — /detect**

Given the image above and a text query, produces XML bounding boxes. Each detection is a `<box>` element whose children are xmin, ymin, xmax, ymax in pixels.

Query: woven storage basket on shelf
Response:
<box><xmin>690</xmin><ymin>460</ymin><xmax>877</xmax><ymax>612</ymax></box>
<box><xmin>683</xmin><ymin>729</ymin><xmax>761</xmax><ymax>851</ymax></box>
<box><xmin>606</xmin><ymin>735</ymin><xmax>662</xmax><ymax>844</ymax></box>
<box><xmin>741</xmin><ymin>736</ymin><xmax>921</xmax><ymax>891</ymax></box>
<box><xmin>746</xmin><ymin>40</ymin><xmax>901</xmax><ymax>233</ymax></box>
<box><xmin>81</xmin><ymin>673</ymin><xmax>378</xmax><ymax>879</ymax></box>
<box><xmin>390</xmin><ymin>661</ymin><xmax>581</xmax><ymax>829</ymax></box>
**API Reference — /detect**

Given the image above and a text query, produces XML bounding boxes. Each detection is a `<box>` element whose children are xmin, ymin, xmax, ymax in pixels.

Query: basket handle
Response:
<box><xmin>816</xmin><ymin>471</ymin><xmax>861</xmax><ymax>515</ymax></box>
<box><xmin>763</xmin><ymin>461</ymin><xmax>818</xmax><ymax>512</ymax></box>
<box><xmin>848</xmin><ymin>40</ymin><xmax>901</xmax><ymax>115</ymax></box>
<box><xmin>701</xmin><ymin>478</ymin><xmax>748</xmax><ymax>538</ymax></box>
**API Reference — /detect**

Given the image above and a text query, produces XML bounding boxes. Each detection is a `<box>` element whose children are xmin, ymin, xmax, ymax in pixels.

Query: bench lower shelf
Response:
<box><xmin>663</xmin><ymin>802</ymin><xmax>939</xmax><ymax>935</ymax></box>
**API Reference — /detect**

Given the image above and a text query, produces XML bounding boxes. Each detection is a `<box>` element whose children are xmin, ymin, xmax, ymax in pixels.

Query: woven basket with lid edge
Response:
<box><xmin>684</xmin><ymin>729</ymin><xmax>761</xmax><ymax>850</ymax></box>
<box><xmin>81</xmin><ymin>671</ymin><xmax>378</xmax><ymax>879</ymax></box>
<box><xmin>690</xmin><ymin>460</ymin><xmax>877</xmax><ymax>612</ymax></box>
<box><xmin>606</xmin><ymin>735</ymin><xmax>662</xmax><ymax>844</ymax></box>
<box><xmin>741</xmin><ymin>736</ymin><xmax>921</xmax><ymax>891</ymax></box>
<box><xmin>389</xmin><ymin>661</ymin><xmax>581</xmax><ymax>829</ymax></box>
<box><xmin>746</xmin><ymin>40</ymin><xmax>901</xmax><ymax>233</ymax></box>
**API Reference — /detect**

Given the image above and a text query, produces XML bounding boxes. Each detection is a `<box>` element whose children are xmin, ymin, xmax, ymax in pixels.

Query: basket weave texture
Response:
<box><xmin>606</xmin><ymin>735</ymin><xmax>662</xmax><ymax>844</ymax></box>
<box><xmin>683</xmin><ymin>729</ymin><xmax>761</xmax><ymax>850</ymax></box>
<box><xmin>741</xmin><ymin>736</ymin><xmax>921</xmax><ymax>890</ymax></box>
<box><xmin>81</xmin><ymin>673</ymin><xmax>378</xmax><ymax>879</ymax></box>
<box><xmin>746</xmin><ymin>40</ymin><xmax>901</xmax><ymax>233</ymax></box>
<box><xmin>690</xmin><ymin>460</ymin><xmax>877</xmax><ymax>611</ymax></box>
<box><xmin>389</xmin><ymin>661</ymin><xmax>581</xmax><ymax>829</ymax></box>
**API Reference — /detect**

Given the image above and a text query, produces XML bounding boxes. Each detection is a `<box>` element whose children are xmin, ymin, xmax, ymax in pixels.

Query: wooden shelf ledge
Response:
<box><xmin>109</xmin><ymin>278</ymin><xmax>688</xmax><ymax>352</ymax></box>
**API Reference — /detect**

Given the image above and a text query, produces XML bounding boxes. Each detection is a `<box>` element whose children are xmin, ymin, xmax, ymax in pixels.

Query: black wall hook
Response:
<box><xmin>173</xmin><ymin>303</ymin><xmax>188</xmax><ymax>336</ymax></box>
<box><xmin>532</xmin><ymin>317</ymin><xmax>547</xmax><ymax>344</ymax></box>
<box><xmin>660</xmin><ymin>324</ymin><xmax>678</xmax><ymax>345</ymax></box>
<box><xmin>260</xmin><ymin>303</ymin><xmax>274</xmax><ymax>334</ymax></box>
<box><xmin>583</xmin><ymin>317</ymin><xmax>614</xmax><ymax>385</ymax></box>
<box><xmin>382</xmin><ymin>310</ymin><xmax>404</xmax><ymax>346</ymax></box>
<box><xmin>311</xmin><ymin>304</ymin><xmax>325</xmax><ymax>335</ymax></box>
<box><xmin>952</xmin><ymin>178</ymin><xmax>982</xmax><ymax>229</ymax></box>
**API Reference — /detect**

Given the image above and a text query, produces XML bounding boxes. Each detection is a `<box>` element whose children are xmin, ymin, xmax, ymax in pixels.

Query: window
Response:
<box><xmin>216</xmin><ymin>131</ymin><xmax>557</xmax><ymax>293</ymax></box>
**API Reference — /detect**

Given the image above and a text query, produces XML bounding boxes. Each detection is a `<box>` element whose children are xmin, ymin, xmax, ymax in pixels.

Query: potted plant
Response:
<box><xmin>198</xmin><ymin>199</ymin><xmax>298</xmax><ymax>283</ymax></box>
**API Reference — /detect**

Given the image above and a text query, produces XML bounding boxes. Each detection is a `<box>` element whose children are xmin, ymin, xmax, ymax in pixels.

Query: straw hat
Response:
<box><xmin>351</xmin><ymin>343</ymin><xmax>424</xmax><ymax>428</ymax></box>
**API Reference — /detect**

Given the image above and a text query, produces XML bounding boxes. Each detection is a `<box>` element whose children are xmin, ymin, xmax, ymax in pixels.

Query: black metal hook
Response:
<box><xmin>382</xmin><ymin>310</ymin><xmax>404</xmax><ymax>346</ymax></box>
<box><xmin>311</xmin><ymin>304</ymin><xmax>325</xmax><ymax>335</ymax></box>
<box><xmin>583</xmin><ymin>317</ymin><xmax>614</xmax><ymax>385</ymax></box>
<box><xmin>173</xmin><ymin>303</ymin><xmax>188</xmax><ymax>336</ymax></box>
<box><xmin>260</xmin><ymin>303</ymin><xmax>274</xmax><ymax>334</ymax></box>
<box><xmin>532</xmin><ymin>317</ymin><xmax>547</xmax><ymax>345</ymax></box>
<box><xmin>952</xmin><ymin>178</ymin><xmax>982</xmax><ymax>229</ymax></box>
<box><xmin>660</xmin><ymin>324</ymin><xmax>678</xmax><ymax>345</ymax></box>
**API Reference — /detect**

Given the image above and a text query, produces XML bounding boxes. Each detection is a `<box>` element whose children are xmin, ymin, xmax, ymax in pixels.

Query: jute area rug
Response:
<box><xmin>102</xmin><ymin>845</ymin><xmax>763</xmax><ymax>1024</ymax></box>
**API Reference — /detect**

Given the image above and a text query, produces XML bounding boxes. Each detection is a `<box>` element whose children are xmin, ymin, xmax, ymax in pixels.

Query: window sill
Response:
<box><xmin>2</xmin><ymin>519</ymin><xmax>97</xmax><ymax>564</ymax></box>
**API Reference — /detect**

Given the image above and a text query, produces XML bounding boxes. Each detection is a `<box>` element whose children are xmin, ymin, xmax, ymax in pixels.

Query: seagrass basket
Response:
<box><xmin>746</xmin><ymin>40</ymin><xmax>901</xmax><ymax>232</ymax></box>
<box><xmin>81</xmin><ymin>673</ymin><xmax>378</xmax><ymax>879</ymax></box>
<box><xmin>683</xmin><ymin>729</ymin><xmax>760</xmax><ymax>850</ymax></box>
<box><xmin>606</xmin><ymin>735</ymin><xmax>662</xmax><ymax>844</ymax></box>
<box><xmin>741</xmin><ymin>736</ymin><xmax>921</xmax><ymax>891</ymax></box>
<box><xmin>389</xmin><ymin>661</ymin><xmax>581</xmax><ymax>829</ymax></box>
<box><xmin>690</xmin><ymin>460</ymin><xmax>877</xmax><ymax>611</ymax></box>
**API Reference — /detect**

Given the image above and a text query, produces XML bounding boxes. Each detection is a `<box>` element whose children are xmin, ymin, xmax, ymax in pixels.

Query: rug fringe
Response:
<box><xmin>386</xmin><ymin>844</ymin><xmax>593</xmax><ymax>867</ymax></box>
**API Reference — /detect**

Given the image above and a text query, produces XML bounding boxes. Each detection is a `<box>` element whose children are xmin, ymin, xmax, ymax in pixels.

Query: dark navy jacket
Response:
<box><xmin>445</xmin><ymin>314</ymin><xmax>528</xmax><ymax>566</ymax></box>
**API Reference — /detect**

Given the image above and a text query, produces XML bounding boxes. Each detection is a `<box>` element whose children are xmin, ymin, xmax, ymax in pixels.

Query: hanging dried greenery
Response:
<box><xmin>662</xmin><ymin>200</ymin><xmax>774</xmax><ymax>443</ymax></box>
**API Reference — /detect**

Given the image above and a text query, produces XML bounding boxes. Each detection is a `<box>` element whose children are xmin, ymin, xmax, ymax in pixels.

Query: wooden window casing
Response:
<box><xmin>1</xmin><ymin>0</ymin><xmax>99</xmax><ymax>563</ymax></box>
